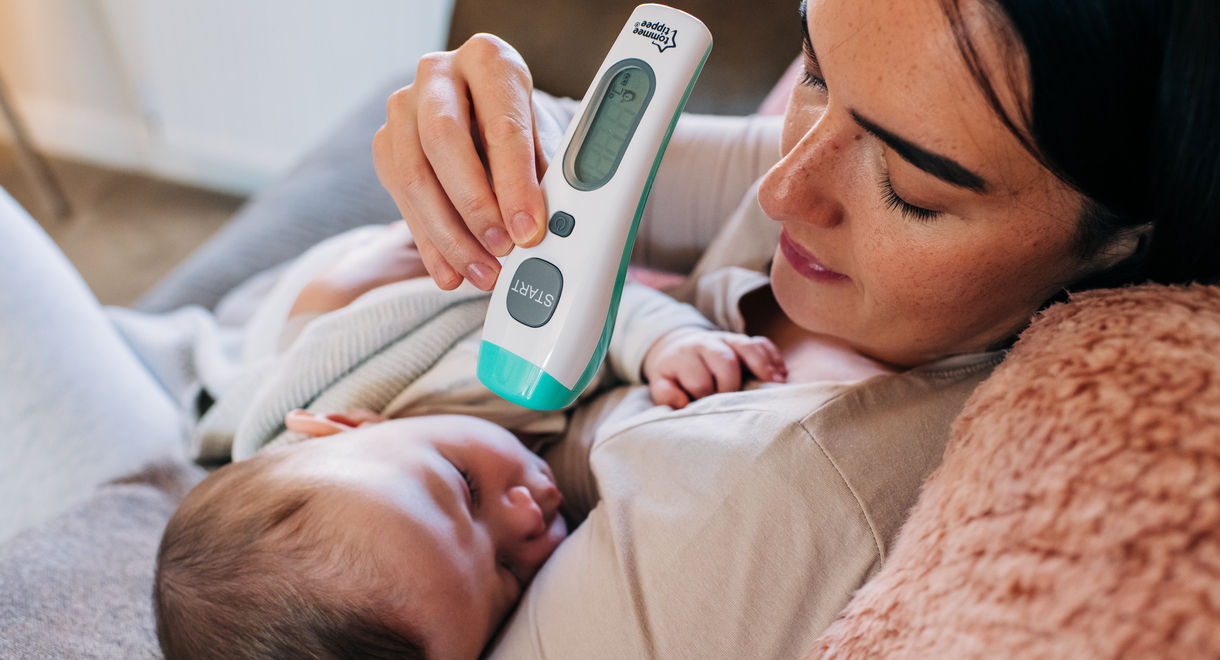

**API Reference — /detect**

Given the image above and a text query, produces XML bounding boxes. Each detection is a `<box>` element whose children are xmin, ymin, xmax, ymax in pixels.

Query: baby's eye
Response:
<box><xmin>459</xmin><ymin>468</ymin><xmax>481</xmax><ymax>509</ymax></box>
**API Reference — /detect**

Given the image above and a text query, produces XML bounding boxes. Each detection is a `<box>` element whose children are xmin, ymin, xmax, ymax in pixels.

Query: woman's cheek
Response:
<box><xmin>862</xmin><ymin>238</ymin><xmax>964</xmax><ymax>316</ymax></box>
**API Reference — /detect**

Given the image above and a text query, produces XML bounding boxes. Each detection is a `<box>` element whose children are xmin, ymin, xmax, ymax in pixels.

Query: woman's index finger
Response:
<box><xmin>464</xmin><ymin>58</ymin><xmax>547</xmax><ymax>247</ymax></box>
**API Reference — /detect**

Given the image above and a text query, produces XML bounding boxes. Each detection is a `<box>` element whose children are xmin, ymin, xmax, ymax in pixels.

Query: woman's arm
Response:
<box><xmin>631</xmin><ymin>112</ymin><xmax>783</xmax><ymax>274</ymax></box>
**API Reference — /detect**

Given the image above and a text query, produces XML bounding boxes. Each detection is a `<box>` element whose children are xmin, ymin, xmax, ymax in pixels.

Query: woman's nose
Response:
<box><xmin>758</xmin><ymin>118</ymin><xmax>849</xmax><ymax>229</ymax></box>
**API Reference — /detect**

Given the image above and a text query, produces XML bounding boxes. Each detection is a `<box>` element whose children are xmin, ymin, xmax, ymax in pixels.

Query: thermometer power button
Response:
<box><xmin>548</xmin><ymin>211</ymin><xmax>575</xmax><ymax>237</ymax></box>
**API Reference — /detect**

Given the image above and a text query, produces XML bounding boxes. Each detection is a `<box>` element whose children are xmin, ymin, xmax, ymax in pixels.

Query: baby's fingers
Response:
<box><xmin>726</xmin><ymin>335</ymin><xmax>788</xmax><ymax>383</ymax></box>
<box><xmin>697</xmin><ymin>342</ymin><xmax>743</xmax><ymax>394</ymax></box>
<box><xmin>649</xmin><ymin>377</ymin><xmax>691</xmax><ymax>409</ymax></box>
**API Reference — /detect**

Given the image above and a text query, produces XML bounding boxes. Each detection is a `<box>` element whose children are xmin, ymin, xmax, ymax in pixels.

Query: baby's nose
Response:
<box><xmin>503</xmin><ymin>485</ymin><xmax>546</xmax><ymax>539</ymax></box>
<box><xmin>532</xmin><ymin>481</ymin><xmax>563</xmax><ymax>522</ymax></box>
<box><xmin>498</xmin><ymin>485</ymin><xmax>564</xmax><ymax>577</ymax></box>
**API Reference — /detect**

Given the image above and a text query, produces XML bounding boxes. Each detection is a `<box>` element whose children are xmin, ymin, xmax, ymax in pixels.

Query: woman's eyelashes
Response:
<box><xmin>799</xmin><ymin>68</ymin><xmax>827</xmax><ymax>91</ymax></box>
<box><xmin>879</xmin><ymin>170</ymin><xmax>942</xmax><ymax>222</ymax></box>
<box><xmin>799</xmin><ymin>56</ymin><xmax>827</xmax><ymax>91</ymax></box>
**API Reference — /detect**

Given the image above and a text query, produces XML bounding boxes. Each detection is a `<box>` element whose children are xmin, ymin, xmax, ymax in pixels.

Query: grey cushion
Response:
<box><xmin>0</xmin><ymin>463</ymin><xmax>204</xmax><ymax>659</ymax></box>
<box><xmin>136</xmin><ymin>74</ymin><xmax>410</xmax><ymax>314</ymax></box>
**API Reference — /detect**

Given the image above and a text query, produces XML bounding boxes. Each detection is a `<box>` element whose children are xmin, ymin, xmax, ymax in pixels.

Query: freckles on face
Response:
<box><xmin>762</xmin><ymin>0</ymin><xmax>1091</xmax><ymax>365</ymax></box>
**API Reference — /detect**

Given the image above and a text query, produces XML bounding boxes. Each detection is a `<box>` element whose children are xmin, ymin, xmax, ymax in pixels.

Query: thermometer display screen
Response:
<box><xmin>572</xmin><ymin>62</ymin><xmax>654</xmax><ymax>188</ymax></box>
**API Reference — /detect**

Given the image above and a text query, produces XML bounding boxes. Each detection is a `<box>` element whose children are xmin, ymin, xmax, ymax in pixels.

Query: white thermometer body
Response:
<box><xmin>477</xmin><ymin>4</ymin><xmax>712</xmax><ymax>410</ymax></box>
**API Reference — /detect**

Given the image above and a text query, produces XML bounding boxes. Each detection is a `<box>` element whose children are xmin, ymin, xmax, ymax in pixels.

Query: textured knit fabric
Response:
<box><xmin>810</xmin><ymin>284</ymin><xmax>1220</xmax><ymax>659</ymax></box>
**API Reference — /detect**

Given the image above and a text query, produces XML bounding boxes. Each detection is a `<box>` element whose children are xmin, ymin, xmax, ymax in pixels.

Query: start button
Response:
<box><xmin>506</xmin><ymin>258</ymin><xmax>563</xmax><ymax>327</ymax></box>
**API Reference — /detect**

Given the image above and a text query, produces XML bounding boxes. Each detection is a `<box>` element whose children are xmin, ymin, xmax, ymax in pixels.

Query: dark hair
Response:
<box><xmin>941</xmin><ymin>0</ymin><xmax>1220</xmax><ymax>288</ymax></box>
<box><xmin>153</xmin><ymin>457</ymin><xmax>427</xmax><ymax>660</ymax></box>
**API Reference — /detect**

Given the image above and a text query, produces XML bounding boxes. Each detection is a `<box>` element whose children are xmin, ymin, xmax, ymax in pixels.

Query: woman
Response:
<box><xmin>369</xmin><ymin>0</ymin><xmax>1218</xmax><ymax>656</ymax></box>
<box><xmin>375</xmin><ymin>0</ymin><xmax>1217</xmax><ymax>358</ymax></box>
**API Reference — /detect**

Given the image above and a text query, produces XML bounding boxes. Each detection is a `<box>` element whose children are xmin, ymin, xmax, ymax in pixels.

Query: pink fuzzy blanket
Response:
<box><xmin>810</xmin><ymin>284</ymin><xmax>1220</xmax><ymax>659</ymax></box>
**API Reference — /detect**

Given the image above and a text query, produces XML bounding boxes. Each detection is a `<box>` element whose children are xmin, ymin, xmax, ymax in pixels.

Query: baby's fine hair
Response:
<box><xmin>153</xmin><ymin>451</ymin><xmax>426</xmax><ymax>660</ymax></box>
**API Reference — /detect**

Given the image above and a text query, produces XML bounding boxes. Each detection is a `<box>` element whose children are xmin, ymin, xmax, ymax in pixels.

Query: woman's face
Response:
<box><xmin>760</xmin><ymin>0</ymin><xmax>1108</xmax><ymax>366</ymax></box>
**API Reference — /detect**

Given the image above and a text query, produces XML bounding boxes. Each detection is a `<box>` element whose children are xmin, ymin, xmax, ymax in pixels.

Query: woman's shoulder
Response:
<box><xmin>802</xmin><ymin>349</ymin><xmax>1004</xmax><ymax>556</ymax></box>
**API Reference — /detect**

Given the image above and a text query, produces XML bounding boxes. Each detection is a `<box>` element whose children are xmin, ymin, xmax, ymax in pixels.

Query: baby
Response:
<box><xmin>155</xmin><ymin>413</ymin><xmax>564</xmax><ymax>660</ymax></box>
<box><xmin>153</xmin><ymin>222</ymin><xmax>785</xmax><ymax>660</ymax></box>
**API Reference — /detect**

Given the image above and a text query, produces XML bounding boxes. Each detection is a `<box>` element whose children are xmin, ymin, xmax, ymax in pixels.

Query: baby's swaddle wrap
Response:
<box><xmin>189</xmin><ymin>226</ymin><xmax>569</xmax><ymax>462</ymax></box>
<box><xmin>194</xmin><ymin>279</ymin><xmax>488</xmax><ymax>460</ymax></box>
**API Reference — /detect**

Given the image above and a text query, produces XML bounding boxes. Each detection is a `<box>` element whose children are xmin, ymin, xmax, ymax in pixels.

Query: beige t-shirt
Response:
<box><xmin>490</xmin><ymin>298</ymin><xmax>1001</xmax><ymax>659</ymax></box>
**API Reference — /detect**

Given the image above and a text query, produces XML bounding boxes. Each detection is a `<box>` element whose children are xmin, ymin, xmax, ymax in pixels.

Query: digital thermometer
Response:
<box><xmin>477</xmin><ymin>3</ymin><xmax>712</xmax><ymax>410</ymax></box>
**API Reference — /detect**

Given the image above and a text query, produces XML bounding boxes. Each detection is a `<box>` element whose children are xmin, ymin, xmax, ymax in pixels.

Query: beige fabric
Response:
<box><xmin>491</xmin><ymin>350</ymin><xmax>1000</xmax><ymax>659</ymax></box>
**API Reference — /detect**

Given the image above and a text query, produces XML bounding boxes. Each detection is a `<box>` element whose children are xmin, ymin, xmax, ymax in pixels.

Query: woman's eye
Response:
<box><xmin>459</xmin><ymin>468</ymin><xmax>481</xmax><ymax>509</ymax></box>
<box><xmin>799</xmin><ymin>68</ymin><xmax>827</xmax><ymax>91</ymax></box>
<box><xmin>878</xmin><ymin>171</ymin><xmax>941</xmax><ymax>223</ymax></box>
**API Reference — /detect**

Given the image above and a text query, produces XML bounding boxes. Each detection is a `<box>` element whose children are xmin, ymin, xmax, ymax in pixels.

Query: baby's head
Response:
<box><xmin>154</xmin><ymin>414</ymin><xmax>566</xmax><ymax>660</ymax></box>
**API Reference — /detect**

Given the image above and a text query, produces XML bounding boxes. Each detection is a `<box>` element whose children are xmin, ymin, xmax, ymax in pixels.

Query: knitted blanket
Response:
<box><xmin>112</xmin><ymin>222</ymin><xmax>565</xmax><ymax>464</ymax></box>
<box><xmin>809</xmin><ymin>283</ymin><xmax>1220</xmax><ymax>659</ymax></box>
<box><xmin>194</xmin><ymin>278</ymin><xmax>491</xmax><ymax>460</ymax></box>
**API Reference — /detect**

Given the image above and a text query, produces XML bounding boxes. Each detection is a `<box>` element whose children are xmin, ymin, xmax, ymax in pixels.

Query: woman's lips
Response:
<box><xmin>779</xmin><ymin>231</ymin><xmax>850</xmax><ymax>283</ymax></box>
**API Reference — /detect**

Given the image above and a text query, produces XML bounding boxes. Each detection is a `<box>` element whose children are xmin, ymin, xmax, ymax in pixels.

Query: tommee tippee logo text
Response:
<box><xmin>633</xmin><ymin>19</ymin><xmax>677</xmax><ymax>52</ymax></box>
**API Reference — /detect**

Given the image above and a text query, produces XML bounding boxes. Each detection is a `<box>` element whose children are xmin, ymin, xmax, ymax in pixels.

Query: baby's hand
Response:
<box><xmin>290</xmin><ymin>221</ymin><xmax>427</xmax><ymax>318</ymax></box>
<box><xmin>641</xmin><ymin>328</ymin><xmax>787</xmax><ymax>409</ymax></box>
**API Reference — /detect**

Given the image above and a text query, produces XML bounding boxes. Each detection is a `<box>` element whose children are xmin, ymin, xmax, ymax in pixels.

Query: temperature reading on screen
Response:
<box><xmin>571</xmin><ymin>61</ymin><xmax>655</xmax><ymax>189</ymax></box>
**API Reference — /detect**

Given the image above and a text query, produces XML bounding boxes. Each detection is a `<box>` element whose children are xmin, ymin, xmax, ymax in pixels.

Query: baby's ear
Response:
<box><xmin>327</xmin><ymin>408</ymin><xmax>386</xmax><ymax>428</ymax></box>
<box><xmin>284</xmin><ymin>408</ymin><xmax>385</xmax><ymax>437</ymax></box>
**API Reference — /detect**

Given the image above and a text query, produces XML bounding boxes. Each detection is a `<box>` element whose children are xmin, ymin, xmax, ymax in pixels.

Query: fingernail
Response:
<box><xmin>483</xmin><ymin>226</ymin><xmax>513</xmax><ymax>255</ymax></box>
<box><xmin>510</xmin><ymin>211</ymin><xmax>538</xmax><ymax>243</ymax></box>
<box><xmin>467</xmin><ymin>262</ymin><xmax>495</xmax><ymax>290</ymax></box>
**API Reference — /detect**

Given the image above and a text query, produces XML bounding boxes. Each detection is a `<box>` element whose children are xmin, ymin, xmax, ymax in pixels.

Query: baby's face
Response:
<box><xmin>270</xmin><ymin>415</ymin><xmax>566</xmax><ymax>659</ymax></box>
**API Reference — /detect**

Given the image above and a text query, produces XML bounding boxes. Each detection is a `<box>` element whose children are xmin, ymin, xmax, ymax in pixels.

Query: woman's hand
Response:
<box><xmin>642</xmin><ymin>328</ymin><xmax>788</xmax><ymax>409</ymax></box>
<box><xmin>373</xmin><ymin>33</ymin><xmax>563</xmax><ymax>292</ymax></box>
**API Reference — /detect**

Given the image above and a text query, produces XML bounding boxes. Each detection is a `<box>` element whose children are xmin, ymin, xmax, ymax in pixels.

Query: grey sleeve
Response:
<box><xmin>606</xmin><ymin>281</ymin><xmax>715</xmax><ymax>384</ymax></box>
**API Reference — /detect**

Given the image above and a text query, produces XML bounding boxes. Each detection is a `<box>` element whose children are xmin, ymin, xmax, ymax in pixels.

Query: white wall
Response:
<box><xmin>0</xmin><ymin>0</ymin><xmax>453</xmax><ymax>194</ymax></box>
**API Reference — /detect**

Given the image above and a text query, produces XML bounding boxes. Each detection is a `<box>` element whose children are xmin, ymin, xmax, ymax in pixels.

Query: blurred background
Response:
<box><xmin>0</xmin><ymin>0</ymin><xmax>794</xmax><ymax>306</ymax></box>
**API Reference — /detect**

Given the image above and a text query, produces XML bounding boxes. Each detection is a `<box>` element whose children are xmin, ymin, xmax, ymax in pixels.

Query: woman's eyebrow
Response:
<box><xmin>851</xmin><ymin>111</ymin><xmax>990</xmax><ymax>193</ymax></box>
<box><xmin>798</xmin><ymin>0</ymin><xmax>990</xmax><ymax>194</ymax></box>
